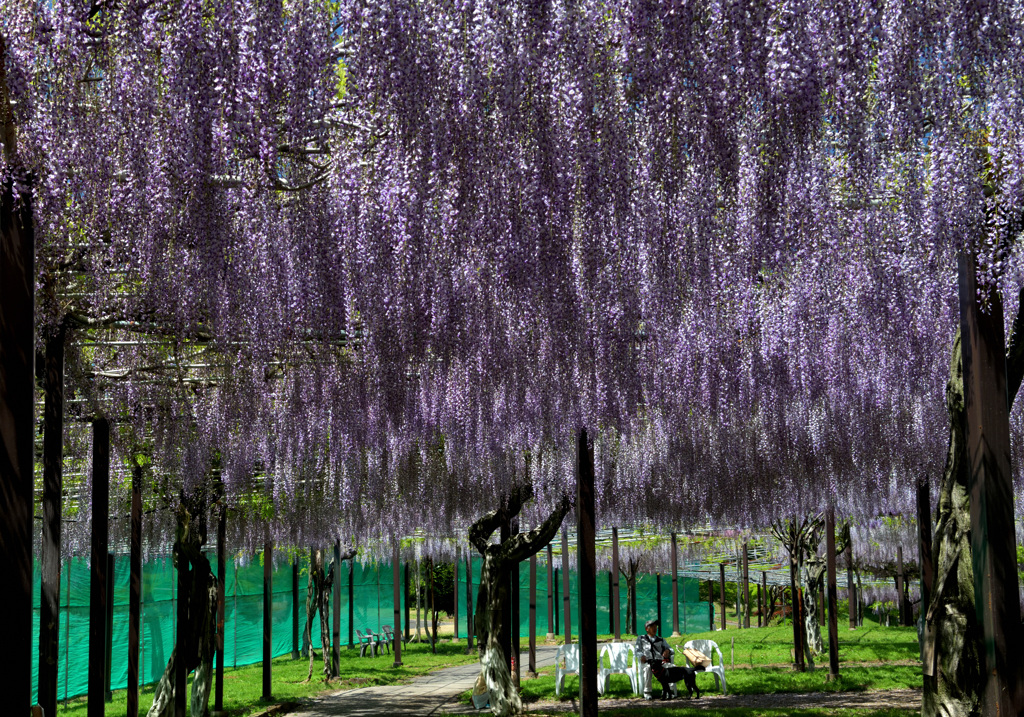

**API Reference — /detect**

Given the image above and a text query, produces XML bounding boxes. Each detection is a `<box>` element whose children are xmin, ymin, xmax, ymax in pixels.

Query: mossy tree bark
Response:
<box><xmin>303</xmin><ymin>544</ymin><xmax>354</xmax><ymax>681</ymax></box>
<box><xmin>470</xmin><ymin>488</ymin><xmax>571</xmax><ymax>717</ymax></box>
<box><xmin>923</xmin><ymin>297</ymin><xmax>1024</xmax><ymax>716</ymax></box>
<box><xmin>147</xmin><ymin>494</ymin><xmax>218</xmax><ymax>717</ymax></box>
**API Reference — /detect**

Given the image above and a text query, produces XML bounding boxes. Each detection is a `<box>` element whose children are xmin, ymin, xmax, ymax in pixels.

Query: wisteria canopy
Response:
<box><xmin>4</xmin><ymin>0</ymin><xmax>1024</xmax><ymax>556</ymax></box>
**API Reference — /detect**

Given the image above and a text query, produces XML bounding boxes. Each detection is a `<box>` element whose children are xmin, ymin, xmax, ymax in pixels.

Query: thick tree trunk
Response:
<box><xmin>923</xmin><ymin>330</ymin><xmax>983</xmax><ymax>717</ymax></box>
<box><xmin>305</xmin><ymin>549</ymin><xmax>334</xmax><ymax>681</ymax></box>
<box><xmin>147</xmin><ymin>501</ymin><xmax>218</xmax><ymax>717</ymax></box>
<box><xmin>471</xmin><ymin>488</ymin><xmax>571</xmax><ymax>717</ymax></box>
<box><xmin>802</xmin><ymin>561</ymin><xmax>825</xmax><ymax>656</ymax></box>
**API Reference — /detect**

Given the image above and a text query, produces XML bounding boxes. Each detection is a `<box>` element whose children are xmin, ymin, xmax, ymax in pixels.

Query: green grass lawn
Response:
<box><xmin>468</xmin><ymin>622</ymin><xmax>923</xmax><ymax>708</ymax></box>
<box><xmin>54</xmin><ymin>640</ymin><xmax>478</xmax><ymax>717</ymax></box>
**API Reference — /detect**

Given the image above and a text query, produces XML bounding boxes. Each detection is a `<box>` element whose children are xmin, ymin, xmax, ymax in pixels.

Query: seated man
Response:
<box><xmin>635</xmin><ymin>618</ymin><xmax>701</xmax><ymax>700</ymax></box>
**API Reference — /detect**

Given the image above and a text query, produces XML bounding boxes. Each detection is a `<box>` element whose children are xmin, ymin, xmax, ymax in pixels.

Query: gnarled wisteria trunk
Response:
<box><xmin>924</xmin><ymin>313</ymin><xmax>1024</xmax><ymax>716</ymax></box>
<box><xmin>147</xmin><ymin>498</ymin><xmax>218</xmax><ymax>717</ymax></box>
<box><xmin>305</xmin><ymin>548</ymin><xmax>334</xmax><ymax>681</ymax></box>
<box><xmin>923</xmin><ymin>331</ymin><xmax>982</xmax><ymax>717</ymax></box>
<box><xmin>470</xmin><ymin>489</ymin><xmax>571</xmax><ymax>717</ymax></box>
<box><xmin>802</xmin><ymin>560</ymin><xmax>825</xmax><ymax>657</ymax></box>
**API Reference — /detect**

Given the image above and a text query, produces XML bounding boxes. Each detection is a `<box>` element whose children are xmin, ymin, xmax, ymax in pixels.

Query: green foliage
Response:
<box><xmin>413</xmin><ymin>560</ymin><xmax>456</xmax><ymax>617</ymax></box>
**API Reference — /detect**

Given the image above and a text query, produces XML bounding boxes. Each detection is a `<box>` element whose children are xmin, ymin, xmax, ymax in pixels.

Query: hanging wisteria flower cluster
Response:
<box><xmin>6</xmin><ymin>0</ymin><xmax>1024</xmax><ymax>553</ymax></box>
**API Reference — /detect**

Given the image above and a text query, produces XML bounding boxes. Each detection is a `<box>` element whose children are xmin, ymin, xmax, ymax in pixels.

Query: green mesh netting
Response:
<box><xmin>31</xmin><ymin>553</ymin><xmax>404</xmax><ymax>703</ymax></box>
<box><xmin>453</xmin><ymin>558</ymin><xmax>710</xmax><ymax>642</ymax></box>
<box><xmin>32</xmin><ymin>554</ymin><xmax>709</xmax><ymax>702</ymax></box>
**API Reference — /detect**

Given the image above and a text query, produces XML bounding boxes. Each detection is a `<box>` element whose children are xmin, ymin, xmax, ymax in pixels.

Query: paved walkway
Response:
<box><xmin>286</xmin><ymin>646</ymin><xmax>561</xmax><ymax>717</ymax></box>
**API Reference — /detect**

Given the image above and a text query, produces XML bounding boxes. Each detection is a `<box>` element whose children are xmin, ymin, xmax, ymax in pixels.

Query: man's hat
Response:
<box><xmin>645</xmin><ymin>618</ymin><xmax>659</xmax><ymax>629</ymax></box>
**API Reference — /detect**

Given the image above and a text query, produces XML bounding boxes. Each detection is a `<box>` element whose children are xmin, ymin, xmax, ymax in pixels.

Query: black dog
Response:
<box><xmin>650</xmin><ymin>660</ymin><xmax>702</xmax><ymax>699</ymax></box>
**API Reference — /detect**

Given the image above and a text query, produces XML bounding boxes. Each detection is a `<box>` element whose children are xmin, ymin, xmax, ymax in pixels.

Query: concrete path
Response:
<box><xmin>287</xmin><ymin>646</ymin><xmax>561</xmax><ymax>717</ymax></box>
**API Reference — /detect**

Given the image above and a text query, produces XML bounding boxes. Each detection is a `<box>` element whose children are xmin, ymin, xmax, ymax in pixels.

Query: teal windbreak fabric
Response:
<box><xmin>33</xmin><ymin>553</ymin><xmax>707</xmax><ymax>702</ymax></box>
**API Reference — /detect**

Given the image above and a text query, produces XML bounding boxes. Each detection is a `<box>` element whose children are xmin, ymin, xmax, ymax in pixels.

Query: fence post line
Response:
<box><xmin>393</xmin><ymin>541</ymin><xmax>403</xmax><ymax>667</ymax></box>
<box><xmin>405</xmin><ymin>561</ymin><xmax>412</xmax><ymax>643</ymax></box>
<box><xmin>561</xmin><ymin>528</ymin><xmax>571</xmax><ymax>645</ymax></box>
<box><xmin>0</xmin><ymin>168</ymin><xmax>35</xmax><ymax>716</ymax></box>
<box><xmin>577</xmin><ymin>428</ymin><xmax>598</xmax><ymax>717</ymax></box>
<box><xmin>529</xmin><ymin>554</ymin><xmax>537</xmax><ymax>676</ymax></box>
<box><xmin>512</xmin><ymin>523</ymin><xmax>521</xmax><ymax>687</ymax></box>
<box><xmin>336</xmin><ymin>540</ymin><xmax>344</xmax><ymax>671</ymax></box>
<box><xmin>465</xmin><ymin>552</ymin><xmax>474</xmax><ymax>653</ymax></box>
<box><xmin>612</xmin><ymin>527</ymin><xmax>620</xmax><ymax>641</ymax></box>
<box><xmin>39</xmin><ymin>327</ymin><xmax>65</xmax><ymax>717</ymax></box>
<box><xmin>656</xmin><ymin>573</ymin><xmax>662</xmax><ymax>629</ymax></box>
<box><xmin>291</xmin><ymin>558</ymin><xmax>300</xmax><ymax>659</ymax></box>
<box><xmin>719</xmin><ymin>563</ymin><xmax>727</xmax><ymax>631</ymax></box>
<box><xmin>88</xmin><ymin>418</ymin><xmax>111</xmax><ymax>717</ymax></box>
<box><xmin>826</xmin><ymin>506</ymin><xmax>840</xmax><ymax>680</ymax></box>
<box><xmin>454</xmin><ymin>545</ymin><xmax>460</xmax><ymax>640</ymax></box>
<box><xmin>761</xmin><ymin>571</ymin><xmax>768</xmax><ymax>628</ymax></box>
<box><xmin>262</xmin><ymin>533</ymin><xmax>272</xmax><ymax>701</ymax></box>
<box><xmin>128</xmin><ymin>465</ymin><xmax>142</xmax><ymax>717</ymax></box>
<box><xmin>670</xmin><ymin>533</ymin><xmax>680</xmax><ymax>637</ymax></box>
<box><xmin>104</xmin><ymin>552</ymin><xmax>114</xmax><ymax>701</ymax></box>
<box><xmin>742</xmin><ymin>542</ymin><xmax>751</xmax><ymax>629</ymax></box>
<box><xmin>345</xmin><ymin>544</ymin><xmax>352</xmax><ymax>652</ymax></box>
<box><xmin>215</xmin><ymin>505</ymin><xmax>226</xmax><ymax>712</ymax></box>
<box><xmin>546</xmin><ymin>545</ymin><xmax>555</xmax><ymax>640</ymax></box>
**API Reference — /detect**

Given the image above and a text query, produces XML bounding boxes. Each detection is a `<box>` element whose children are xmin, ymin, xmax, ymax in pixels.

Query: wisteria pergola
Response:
<box><xmin>4</xmin><ymin>1</ymin><xmax>1024</xmax><ymax>716</ymax></box>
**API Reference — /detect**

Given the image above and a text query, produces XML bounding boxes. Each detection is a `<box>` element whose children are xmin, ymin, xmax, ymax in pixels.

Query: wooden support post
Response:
<box><xmin>39</xmin><ymin>328</ymin><xmax>64</xmax><ymax>717</ymax></box>
<box><xmin>607</xmin><ymin>573</ymin><xmax>614</xmax><ymax>634</ymax></box>
<box><xmin>263</xmin><ymin>535</ymin><xmax>273</xmax><ymax>702</ymax></box>
<box><xmin>826</xmin><ymin>506</ymin><xmax>840</xmax><ymax>680</ymax></box>
<box><xmin>511</xmin><ymin>519</ymin><xmax>521</xmax><ymax>684</ymax></box>
<box><xmin>339</xmin><ymin>551</ymin><xmax>353</xmax><ymax>656</ymax></box>
<box><xmin>215</xmin><ymin>505</ymin><xmax>226</xmax><ymax>713</ymax></box>
<box><xmin>393</xmin><ymin>542</ymin><xmax>403</xmax><ymax>667</ymax></box>
<box><xmin>464</xmin><ymin>553</ymin><xmax>474</xmax><ymax>652</ymax></box>
<box><xmin>743</xmin><ymin>542</ymin><xmax>750</xmax><ymax>629</ymax></box>
<box><xmin>895</xmin><ymin>546</ymin><xmax>906</xmax><ymax>627</ymax></box>
<box><xmin>546</xmin><ymin>545</ymin><xmax>555</xmax><ymax>639</ymax></box>
<box><xmin>105</xmin><ymin>552</ymin><xmax>114</xmax><ymax>701</ymax></box>
<box><xmin>708</xmin><ymin>580</ymin><xmax>714</xmax><ymax>630</ymax></box>
<box><xmin>756</xmin><ymin>576</ymin><xmax>762</xmax><ymax>627</ymax></box>
<box><xmin>292</xmin><ymin>559</ymin><xmax>300</xmax><ymax>659</ymax></box>
<box><xmin>128</xmin><ymin>465</ymin><xmax>142</xmax><ymax>717</ymax></box>
<box><xmin>670</xmin><ymin>533</ymin><xmax>680</xmax><ymax>636</ymax></box>
<box><xmin>790</xmin><ymin>557</ymin><xmax>805</xmax><ymax>672</ymax></box>
<box><xmin>611</xmin><ymin>527</ymin><xmax>621</xmax><ymax>641</ymax></box>
<box><xmin>88</xmin><ymin>419</ymin><xmax>111</xmax><ymax>717</ymax></box>
<box><xmin>0</xmin><ymin>167</ymin><xmax>35</xmax><ymax>716</ymax></box>
<box><xmin>577</xmin><ymin>428</ymin><xmax>598</xmax><ymax>717</ymax></box>
<box><xmin>958</xmin><ymin>253</ymin><xmax>1023</xmax><ymax>714</ymax></box>
<box><xmin>454</xmin><ymin>545</ymin><xmax>460</xmax><ymax>640</ymax></box>
<box><xmin>175</xmin><ymin>533</ymin><xmax>187</xmax><ymax>717</ymax></box>
<box><xmin>761</xmin><ymin>571</ymin><xmax>768</xmax><ymax>627</ymax></box>
<box><xmin>405</xmin><ymin>561</ymin><xmax>412</xmax><ymax>643</ymax></box>
<box><xmin>553</xmin><ymin>567</ymin><xmax>560</xmax><ymax>636</ymax></box>
<box><xmin>847</xmin><ymin>553</ymin><xmax>856</xmax><ymax>631</ymax></box>
<box><xmin>656</xmin><ymin>574</ymin><xmax>662</xmax><ymax>629</ymax></box>
<box><xmin>719</xmin><ymin>563</ymin><xmax>726</xmax><ymax>631</ymax></box>
<box><xmin>529</xmin><ymin>555</ymin><xmax>537</xmax><ymax>676</ymax></box>
<box><xmin>561</xmin><ymin>528</ymin><xmax>571</xmax><ymax>644</ymax></box>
